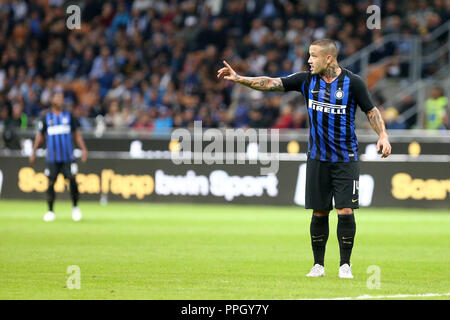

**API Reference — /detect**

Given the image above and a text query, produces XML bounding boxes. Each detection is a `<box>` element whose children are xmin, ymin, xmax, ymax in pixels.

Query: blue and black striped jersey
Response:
<box><xmin>281</xmin><ymin>67</ymin><xmax>375</xmax><ymax>162</ymax></box>
<box><xmin>39</xmin><ymin>111</ymin><xmax>80</xmax><ymax>163</ymax></box>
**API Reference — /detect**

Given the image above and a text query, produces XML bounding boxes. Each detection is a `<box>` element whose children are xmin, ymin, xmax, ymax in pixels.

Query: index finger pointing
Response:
<box><xmin>223</xmin><ymin>60</ymin><xmax>232</xmax><ymax>69</ymax></box>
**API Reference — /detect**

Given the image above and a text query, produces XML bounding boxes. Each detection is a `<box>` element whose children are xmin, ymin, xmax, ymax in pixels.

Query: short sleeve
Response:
<box><xmin>38</xmin><ymin>116</ymin><xmax>47</xmax><ymax>134</ymax></box>
<box><xmin>70</xmin><ymin>113</ymin><xmax>80</xmax><ymax>132</ymax></box>
<box><xmin>281</xmin><ymin>72</ymin><xmax>309</xmax><ymax>92</ymax></box>
<box><xmin>351</xmin><ymin>74</ymin><xmax>376</xmax><ymax>113</ymax></box>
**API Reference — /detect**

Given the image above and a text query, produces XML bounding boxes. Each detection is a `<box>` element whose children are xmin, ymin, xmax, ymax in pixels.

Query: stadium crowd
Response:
<box><xmin>0</xmin><ymin>0</ymin><xmax>449</xmax><ymax>136</ymax></box>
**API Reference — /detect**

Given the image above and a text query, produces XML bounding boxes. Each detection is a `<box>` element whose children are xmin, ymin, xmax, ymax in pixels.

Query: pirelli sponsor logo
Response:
<box><xmin>47</xmin><ymin>124</ymin><xmax>71</xmax><ymax>136</ymax></box>
<box><xmin>308</xmin><ymin>99</ymin><xmax>347</xmax><ymax>115</ymax></box>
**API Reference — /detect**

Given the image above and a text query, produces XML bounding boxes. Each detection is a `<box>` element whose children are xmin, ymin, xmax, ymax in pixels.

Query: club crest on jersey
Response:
<box><xmin>335</xmin><ymin>89</ymin><xmax>344</xmax><ymax>100</ymax></box>
<box><xmin>62</xmin><ymin>116</ymin><xmax>69</xmax><ymax>124</ymax></box>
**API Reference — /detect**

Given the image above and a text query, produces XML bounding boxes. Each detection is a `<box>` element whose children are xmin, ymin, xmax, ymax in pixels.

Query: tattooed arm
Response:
<box><xmin>217</xmin><ymin>60</ymin><xmax>284</xmax><ymax>92</ymax></box>
<box><xmin>366</xmin><ymin>107</ymin><xmax>392</xmax><ymax>158</ymax></box>
<box><xmin>366</xmin><ymin>107</ymin><xmax>386</xmax><ymax>136</ymax></box>
<box><xmin>234</xmin><ymin>75</ymin><xmax>284</xmax><ymax>92</ymax></box>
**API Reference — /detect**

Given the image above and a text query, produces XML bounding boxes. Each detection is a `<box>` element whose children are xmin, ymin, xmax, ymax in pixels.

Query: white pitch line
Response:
<box><xmin>300</xmin><ymin>292</ymin><xmax>450</xmax><ymax>300</ymax></box>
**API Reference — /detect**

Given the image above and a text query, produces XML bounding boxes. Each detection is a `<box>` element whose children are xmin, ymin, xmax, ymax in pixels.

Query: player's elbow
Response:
<box><xmin>365</xmin><ymin>106</ymin><xmax>378</xmax><ymax>115</ymax></box>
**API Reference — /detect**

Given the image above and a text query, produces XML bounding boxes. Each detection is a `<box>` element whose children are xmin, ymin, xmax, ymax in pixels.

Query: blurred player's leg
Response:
<box><xmin>69</xmin><ymin>178</ymin><xmax>79</xmax><ymax>208</ymax></box>
<box><xmin>44</xmin><ymin>163</ymin><xmax>58</xmax><ymax>221</ymax></box>
<box><xmin>63</xmin><ymin>163</ymin><xmax>82</xmax><ymax>222</ymax></box>
<box><xmin>44</xmin><ymin>178</ymin><xmax>56</xmax><ymax>222</ymax></box>
<box><xmin>70</xmin><ymin>178</ymin><xmax>82</xmax><ymax>221</ymax></box>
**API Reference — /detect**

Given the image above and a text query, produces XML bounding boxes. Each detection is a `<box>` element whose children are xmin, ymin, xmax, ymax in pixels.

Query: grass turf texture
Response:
<box><xmin>0</xmin><ymin>200</ymin><xmax>449</xmax><ymax>300</ymax></box>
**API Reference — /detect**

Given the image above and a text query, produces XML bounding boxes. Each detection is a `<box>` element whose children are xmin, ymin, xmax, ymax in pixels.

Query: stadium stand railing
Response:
<box><xmin>341</xmin><ymin>20</ymin><xmax>450</xmax><ymax>130</ymax></box>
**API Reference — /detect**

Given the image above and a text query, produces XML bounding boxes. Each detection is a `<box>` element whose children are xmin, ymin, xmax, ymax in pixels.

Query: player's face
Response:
<box><xmin>308</xmin><ymin>45</ymin><xmax>328</xmax><ymax>75</ymax></box>
<box><xmin>51</xmin><ymin>93</ymin><xmax>64</xmax><ymax>110</ymax></box>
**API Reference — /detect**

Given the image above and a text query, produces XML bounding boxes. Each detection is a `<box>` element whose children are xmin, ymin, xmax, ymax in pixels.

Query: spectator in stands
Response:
<box><xmin>397</xmin><ymin>94</ymin><xmax>418</xmax><ymax>129</ymax></box>
<box><xmin>134</xmin><ymin>110</ymin><xmax>154</xmax><ymax>131</ymax></box>
<box><xmin>272</xmin><ymin>104</ymin><xmax>294</xmax><ymax>129</ymax></box>
<box><xmin>233</xmin><ymin>103</ymin><xmax>250</xmax><ymax>128</ymax></box>
<box><xmin>8</xmin><ymin>102</ymin><xmax>28</xmax><ymax>130</ymax></box>
<box><xmin>104</xmin><ymin>99</ymin><xmax>121</xmax><ymax>128</ymax></box>
<box><xmin>291</xmin><ymin>110</ymin><xmax>307</xmax><ymax>129</ymax></box>
<box><xmin>383</xmin><ymin>107</ymin><xmax>407</xmax><ymax>130</ymax></box>
<box><xmin>369</xmin><ymin>31</ymin><xmax>396</xmax><ymax>64</ymax></box>
<box><xmin>2</xmin><ymin>102</ymin><xmax>27</xmax><ymax>149</ymax></box>
<box><xmin>153</xmin><ymin>106</ymin><xmax>173</xmax><ymax>133</ymax></box>
<box><xmin>73</xmin><ymin>105</ymin><xmax>93</xmax><ymax>130</ymax></box>
<box><xmin>0</xmin><ymin>0</ymin><xmax>446</xmax><ymax>133</ymax></box>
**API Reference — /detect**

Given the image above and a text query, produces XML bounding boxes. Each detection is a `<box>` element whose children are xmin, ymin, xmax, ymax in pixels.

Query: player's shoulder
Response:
<box><xmin>341</xmin><ymin>67</ymin><xmax>366</xmax><ymax>89</ymax></box>
<box><xmin>340</xmin><ymin>67</ymin><xmax>355</xmax><ymax>79</ymax></box>
<box><xmin>282</xmin><ymin>70</ymin><xmax>313</xmax><ymax>85</ymax></box>
<box><xmin>282</xmin><ymin>70</ymin><xmax>311</xmax><ymax>79</ymax></box>
<box><xmin>39</xmin><ymin>110</ymin><xmax>49</xmax><ymax>122</ymax></box>
<box><xmin>66</xmin><ymin>110</ymin><xmax>75</xmax><ymax>119</ymax></box>
<box><xmin>66</xmin><ymin>110</ymin><xmax>81</xmax><ymax>129</ymax></box>
<box><xmin>281</xmin><ymin>70</ymin><xmax>312</xmax><ymax>92</ymax></box>
<box><xmin>304</xmin><ymin>70</ymin><xmax>313</xmax><ymax>80</ymax></box>
<box><xmin>37</xmin><ymin>111</ymin><xmax>49</xmax><ymax>131</ymax></box>
<box><xmin>299</xmin><ymin>70</ymin><xmax>313</xmax><ymax>78</ymax></box>
<box><xmin>61</xmin><ymin>110</ymin><xmax>77</xmax><ymax>121</ymax></box>
<box><xmin>341</xmin><ymin>68</ymin><xmax>363</xmax><ymax>81</ymax></box>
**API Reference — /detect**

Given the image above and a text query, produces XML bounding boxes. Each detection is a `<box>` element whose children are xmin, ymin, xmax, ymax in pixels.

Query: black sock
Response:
<box><xmin>310</xmin><ymin>214</ymin><xmax>329</xmax><ymax>266</ymax></box>
<box><xmin>69</xmin><ymin>178</ymin><xmax>79</xmax><ymax>207</ymax></box>
<box><xmin>337</xmin><ymin>214</ymin><xmax>356</xmax><ymax>266</ymax></box>
<box><xmin>47</xmin><ymin>180</ymin><xmax>55</xmax><ymax>212</ymax></box>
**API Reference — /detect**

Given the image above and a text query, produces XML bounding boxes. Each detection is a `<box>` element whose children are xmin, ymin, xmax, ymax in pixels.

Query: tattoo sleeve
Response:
<box><xmin>366</xmin><ymin>107</ymin><xmax>387</xmax><ymax>136</ymax></box>
<box><xmin>235</xmin><ymin>76</ymin><xmax>284</xmax><ymax>92</ymax></box>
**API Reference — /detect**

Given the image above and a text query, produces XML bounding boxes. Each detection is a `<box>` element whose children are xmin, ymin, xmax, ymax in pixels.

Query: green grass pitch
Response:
<box><xmin>0</xmin><ymin>199</ymin><xmax>449</xmax><ymax>300</ymax></box>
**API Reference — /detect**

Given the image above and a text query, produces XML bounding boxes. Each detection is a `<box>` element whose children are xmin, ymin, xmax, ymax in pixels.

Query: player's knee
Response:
<box><xmin>337</xmin><ymin>208</ymin><xmax>353</xmax><ymax>215</ymax></box>
<box><xmin>313</xmin><ymin>210</ymin><xmax>330</xmax><ymax>216</ymax></box>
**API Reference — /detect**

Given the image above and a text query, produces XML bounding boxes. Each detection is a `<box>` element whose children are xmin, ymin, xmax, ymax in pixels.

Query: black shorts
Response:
<box><xmin>45</xmin><ymin>162</ymin><xmax>78</xmax><ymax>180</ymax></box>
<box><xmin>305</xmin><ymin>158</ymin><xmax>359</xmax><ymax>211</ymax></box>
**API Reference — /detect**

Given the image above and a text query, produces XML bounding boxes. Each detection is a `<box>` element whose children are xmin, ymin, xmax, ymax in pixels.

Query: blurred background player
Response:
<box><xmin>29</xmin><ymin>91</ymin><xmax>88</xmax><ymax>221</ymax></box>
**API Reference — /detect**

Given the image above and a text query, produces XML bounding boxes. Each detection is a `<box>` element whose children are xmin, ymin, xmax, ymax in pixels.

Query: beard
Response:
<box><xmin>52</xmin><ymin>103</ymin><xmax>63</xmax><ymax>110</ymax></box>
<box><xmin>310</xmin><ymin>64</ymin><xmax>324</xmax><ymax>75</ymax></box>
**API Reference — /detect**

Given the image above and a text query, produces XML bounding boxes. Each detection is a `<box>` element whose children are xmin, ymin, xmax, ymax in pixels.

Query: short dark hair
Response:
<box><xmin>311</xmin><ymin>39</ymin><xmax>338</xmax><ymax>58</ymax></box>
